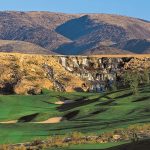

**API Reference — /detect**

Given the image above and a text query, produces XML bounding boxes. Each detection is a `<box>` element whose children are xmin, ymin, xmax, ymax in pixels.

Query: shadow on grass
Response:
<box><xmin>105</xmin><ymin>88</ymin><xmax>129</xmax><ymax>95</ymax></box>
<box><xmin>96</xmin><ymin>99</ymin><xmax>115</xmax><ymax>106</ymax></box>
<box><xmin>91</xmin><ymin>108</ymin><xmax>108</xmax><ymax>115</ymax></box>
<box><xmin>57</xmin><ymin>92</ymin><xmax>116</xmax><ymax>112</ymax></box>
<box><xmin>103</xmin><ymin>139</ymin><xmax>150</xmax><ymax>150</ymax></box>
<box><xmin>68</xmin><ymin>139</ymin><xmax>150</xmax><ymax>150</ymax></box>
<box><xmin>64</xmin><ymin>110</ymin><xmax>80</xmax><ymax>120</ymax></box>
<box><xmin>132</xmin><ymin>96</ymin><xmax>150</xmax><ymax>102</ymax></box>
<box><xmin>49</xmin><ymin>114</ymin><xmax>150</xmax><ymax>132</ymax></box>
<box><xmin>76</xmin><ymin>108</ymin><xmax>108</xmax><ymax>120</ymax></box>
<box><xmin>115</xmin><ymin>92</ymin><xmax>132</xmax><ymax>99</ymax></box>
<box><xmin>57</xmin><ymin>97</ymin><xmax>101</xmax><ymax>111</ymax></box>
<box><xmin>18</xmin><ymin>113</ymin><xmax>39</xmax><ymax>122</ymax></box>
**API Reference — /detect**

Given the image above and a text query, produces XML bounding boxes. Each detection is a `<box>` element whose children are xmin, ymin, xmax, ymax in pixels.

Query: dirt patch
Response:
<box><xmin>35</xmin><ymin>117</ymin><xmax>63</xmax><ymax>124</ymax></box>
<box><xmin>0</xmin><ymin>120</ymin><xmax>17</xmax><ymax>124</ymax></box>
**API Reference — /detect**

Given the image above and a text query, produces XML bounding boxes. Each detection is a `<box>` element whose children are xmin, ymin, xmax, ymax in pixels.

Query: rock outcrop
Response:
<box><xmin>55</xmin><ymin>54</ymin><xmax>150</xmax><ymax>92</ymax></box>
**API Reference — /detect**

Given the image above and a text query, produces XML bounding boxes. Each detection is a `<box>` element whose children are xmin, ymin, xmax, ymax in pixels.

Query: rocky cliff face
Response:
<box><xmin>0</xmin><ymin>53</ymin><xmax>149</xmax><ymax>95</ymax></box>
<box><xmin>54</xmin><ymin>55</ymin><xmax>150</xmax><ymax>92</ymax></box>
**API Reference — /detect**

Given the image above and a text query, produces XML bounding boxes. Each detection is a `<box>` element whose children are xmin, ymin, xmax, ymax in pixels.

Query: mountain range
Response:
<box><xmin>0</xmin><ymin>11</ymin><xmax>150</xmax><ymax>55</ymax></box>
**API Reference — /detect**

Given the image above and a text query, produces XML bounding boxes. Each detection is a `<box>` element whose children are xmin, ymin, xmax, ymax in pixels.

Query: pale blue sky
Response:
<box><xmin>0</xmin><ymin>0</ymin><xmax>149</xmax><ymax>20</ymax></box>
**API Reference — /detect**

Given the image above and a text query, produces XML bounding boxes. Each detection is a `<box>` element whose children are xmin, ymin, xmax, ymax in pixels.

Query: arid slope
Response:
<box><xmin>0</xmin><ymin>53</ymin><xmax>84</xmax><ymax>94</ymax></box>
<box><xmin>0</xmin><ymin>11</ymin><xmax>150</xmax><ymax>54</ymax></box>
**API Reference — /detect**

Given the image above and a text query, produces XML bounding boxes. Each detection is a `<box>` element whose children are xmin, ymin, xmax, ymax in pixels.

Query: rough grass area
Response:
<box><xmin>0</xmin><ymin>85</ymin><xmax>149</xmax><ymax>145</ymax></box>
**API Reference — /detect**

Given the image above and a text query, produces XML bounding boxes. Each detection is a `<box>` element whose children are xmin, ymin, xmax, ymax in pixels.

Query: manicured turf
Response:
<box><xmin>46</xmin><ymin>139</ymin><xmax>150</xmax><ymax>150</ymax></box>
<box><xmin>46</xmin><ymin>142</ymin><xmax>126</xmax><ymax>150</ymax></box>
<box><xmin>65</xmin><ymin>139</ymin><xmax>150</xmax><ymax>150</ymax></box>
<box><xmin>66</xmin><ymin>142</ymin><xmax>126</xmax><ymax>150</ymax></box>
<box><xmin>0</xmin><ymin>86</ymin><xmax>149</xmax><ymax>144</ymax></box>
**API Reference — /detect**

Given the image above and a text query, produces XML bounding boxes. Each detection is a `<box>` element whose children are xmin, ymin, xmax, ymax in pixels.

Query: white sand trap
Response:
<box><xmin>54</xmin><ymin>100</ymin><xmax>74</xmax><ymax>105</ymax></box>
<box><xmin>0</xmin><ymin>120</ymin><xmax>17</xmax><ymax>124</ymax></box>
<box><xmin>55</xmin><ymin>101</ymin><xmax>64</xmax><ymax>105</ymax></box>
<box><xmin>35</xmin><ymin>117</ymin><xmax>63</xmax><ymax>124</ymax></box>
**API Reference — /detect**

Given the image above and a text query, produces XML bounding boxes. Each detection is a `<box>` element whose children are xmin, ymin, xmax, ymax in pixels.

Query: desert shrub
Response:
<box><xmin>25</xmin><ymin>76</ymin><xmax>37</xmax><ymax>81</ymax></box>
<box><xmin>130</xmin><ymin>132</ymin><xmax>139</xmax><ymax>143</ymax></box>
<box><xmin>0</xmin><ymin>145</ymin><xmax>9</xmax><ymax>150</ymax></box>
<box><xmin>26</xmin><ymin>60</ymin><xmax>38</xmax><ymax>65</ymax></box>
<box><xmin>70</xmin><ymin>132</ymin><xmax>84</xmax><ymax>140</ymax></box>
<box><xmin>14</xmin><ymin>145</ymin><xmax>26</xmax><ymax>150</ymax></box>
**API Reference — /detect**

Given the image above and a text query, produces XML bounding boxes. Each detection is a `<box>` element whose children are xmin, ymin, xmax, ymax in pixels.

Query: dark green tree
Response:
<box><xmin>123</xmin><ymin>70</ymin><xmax>140</xmax><ymax>95</ymax></box>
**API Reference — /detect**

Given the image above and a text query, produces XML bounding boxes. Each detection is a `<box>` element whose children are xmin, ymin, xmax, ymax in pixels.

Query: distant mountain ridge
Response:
<box><xmin>0</xmin><ymin>11</ymin><xmax>150</xmax><ymax>55</ymax></box>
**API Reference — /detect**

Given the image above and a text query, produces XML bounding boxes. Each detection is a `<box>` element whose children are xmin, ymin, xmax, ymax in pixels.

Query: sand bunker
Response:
<box><xmin>0</xmin><ymin>117</ymin><xmax>63</xmax><ymax>124</ymax></box>
<box><xmin>55</xmin><ymin>101</ymin><xmax>64</xmax><ymax>105</ymax></box>
<box><xmin>0</xmin><ymin>120</ymin><xmax>17</xmax><ymax>124</ymax></box>
<box><xmin>54</xmin><ymin>100</ymin><xmax>74</xmax><ymax>105</ymax></box>
<box><xmin>35</xmin><ymin>117</ymin><xmax>63</xmax><ymax>124</ymax></box>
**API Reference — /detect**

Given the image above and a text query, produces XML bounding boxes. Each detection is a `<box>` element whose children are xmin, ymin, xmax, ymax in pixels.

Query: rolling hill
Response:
<box><xmin>0</xmin><ymin>11</ymin><xmax>150</xmax><ymax>55</ymax></box>
<box><xmin>0</xmin><ymin>40</ymin><xmax>57</xmax><ymax>54</ymax></box>
<box><xmin>81</xmin><ymin>46</ymin><xmax>133</xmax><ymax>55</ymax></box>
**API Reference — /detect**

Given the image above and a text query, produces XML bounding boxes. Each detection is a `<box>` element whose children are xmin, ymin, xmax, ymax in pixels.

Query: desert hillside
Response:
<box><xmin>114</xmin><ymin>39</ymin><xmax>150</xmax><ymax>54</ymax></box>
<box><xmin>0</xmin><ymin>53</ymin><xmax>84</xmax><ymax>95</ymax></box>
<box><xmin>81</xmin><ymin>46</ymin><xmax>133</xmax><ymax>55</ymax></box>
<box><xmin>0</xmin><ymin>11</ymin><xmax>150</xmax><ymax>55</ymax></box>
<box><xmin>0</xmin><ymin>53</ymin><xmax>149</xmax><ymax>95</ymax></box>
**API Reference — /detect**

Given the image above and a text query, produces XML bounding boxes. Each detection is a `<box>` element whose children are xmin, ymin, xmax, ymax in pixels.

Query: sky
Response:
<box><xmin>0</xmin><ymin>0</ymin><xmax>149</xmax><ymax>20</ymax></box>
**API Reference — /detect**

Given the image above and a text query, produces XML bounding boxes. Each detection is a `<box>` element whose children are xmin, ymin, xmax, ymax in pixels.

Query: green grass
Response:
<box><xmin>67</xmin><ymin>142</ymin><xmax>126</xmax><ymax>150</ymax></box>
<box><xmin>46</xmin><ymin>142</ymin><xmax>126</xmax><ymax>150</ymax></box>
<box><xmin>62</xmin><ymin>139</ymin><xmax>150</xmax><ymax>150</ymax></box>
<box><xmin>0</xmin><ymin>85</ymin><xmax>149</xmax><ymax>144</ymax></box>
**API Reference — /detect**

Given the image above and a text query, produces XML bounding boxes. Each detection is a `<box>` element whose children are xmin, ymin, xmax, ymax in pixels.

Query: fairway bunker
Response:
<box><xmin>0</xmin><ymin>117</ymin><xmax>63</xmax><ymax>124</ymax></box>
<box><xmin>54</xmin><ymin>100</ymin><xmax>74</xmax><ymax>105</ymax></box>
<box><xmin>0</xmin><ymin>120</ymin><xmax>17</xmax><ymax>124</ymax></box>
<box><xmin>34</xmin><ymin>117</ymin><xmax>63</xmax><ymax>124</ymax></box>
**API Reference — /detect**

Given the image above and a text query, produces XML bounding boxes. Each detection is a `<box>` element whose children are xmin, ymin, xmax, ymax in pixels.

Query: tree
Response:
<box><xmin>123</xmin><ymin>70</ymin><xmax>140</xmax><ymax>95</ymax></box>
<box><xmin>142</xmin><ymin>69</ymin><xmax>150</xmax><ymax>85</ymax></box>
